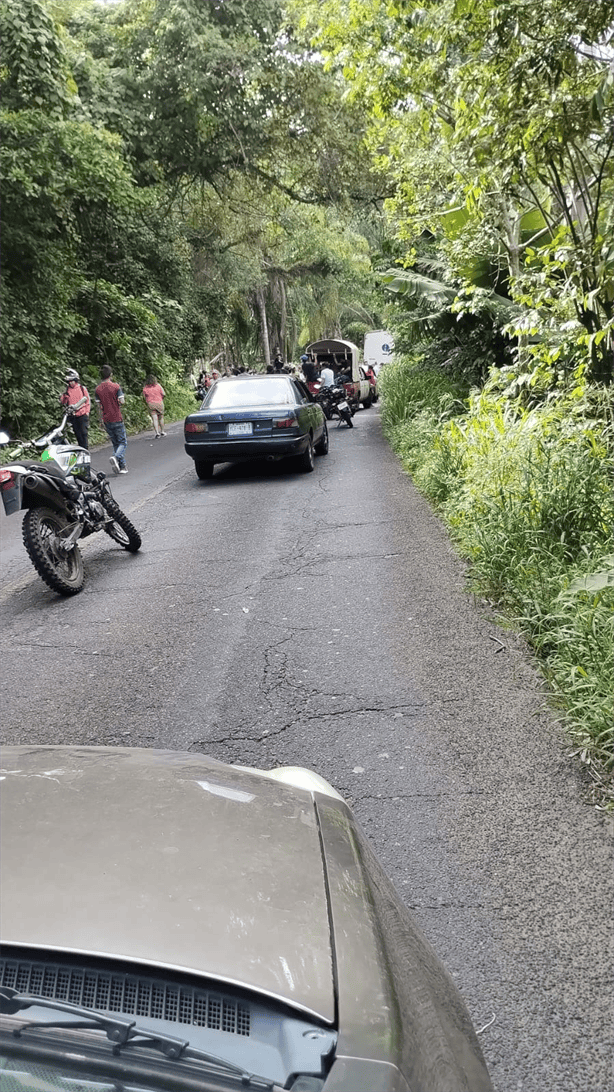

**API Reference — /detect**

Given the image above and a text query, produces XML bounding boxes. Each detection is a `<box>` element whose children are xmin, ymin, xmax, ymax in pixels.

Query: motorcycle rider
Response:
<box><xmin>60</xmin><ymin>370</ymin><xmax>90</xmax><ymax>449</ymax></box>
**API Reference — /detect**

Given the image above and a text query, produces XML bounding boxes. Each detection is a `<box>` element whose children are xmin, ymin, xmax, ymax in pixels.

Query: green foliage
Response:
<box><xmin>293</xmin><ymin>0</ymin><xmax>614</xmax><ymax>389</ymax></box>
<box><xmin>0</xmin><ymin>0</ymin><xmax>227</xmax><ymax>436</ymax></box>
<box><xmin>381</xmin><ymin>258</ymin><xmax>517</xmax><ymax>383</ymax></box>
<box><xmin>381</xmin><ymin>358</ymin><xmax>614</xmax><ymax>801</ymax></box>
<box><xmin>0</xmin><ymin>0</ymin><xmax>74</xmax><ymax>114</ymax></box>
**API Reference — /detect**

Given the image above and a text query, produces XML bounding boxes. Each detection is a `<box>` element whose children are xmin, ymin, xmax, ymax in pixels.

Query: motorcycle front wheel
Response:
<box><xmin>103</xmin><ymin>499</ymin><xmax>142</xmax><ymax>552</ymax></box>
<box><xmin>23</xmin><ymin>507</ymin><xmax>85</xmax><ymax>596</ymax></box>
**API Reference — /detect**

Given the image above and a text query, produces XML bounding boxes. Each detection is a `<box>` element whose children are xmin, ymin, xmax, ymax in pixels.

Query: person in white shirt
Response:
<box><xmin>320</xmin><ymin>363</ymin><xmax>335</xmax><ymax>387</ymax></box>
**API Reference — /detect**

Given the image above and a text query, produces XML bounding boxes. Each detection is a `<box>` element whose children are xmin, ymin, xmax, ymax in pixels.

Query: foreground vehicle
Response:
<box><xmin>0</xmin><ymin>415</ymin><xmax>140</xmax><ymax>595</ymax></box>
<box><xmin>0</xmin><ymin>745</ymin><xmax>493</xmax><ymax>1092</ymax></box>
<box><xmin>185</xmin><ymin>375</ymin><xmax>328</xmax><ymax>480</ymax></box>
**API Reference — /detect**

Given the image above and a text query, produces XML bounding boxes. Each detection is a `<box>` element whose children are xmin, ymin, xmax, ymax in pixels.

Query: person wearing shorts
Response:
<box><xmin>142</xmin><ymin>375</ymin><xmax>166</xmax><ymax>438</ymax></box>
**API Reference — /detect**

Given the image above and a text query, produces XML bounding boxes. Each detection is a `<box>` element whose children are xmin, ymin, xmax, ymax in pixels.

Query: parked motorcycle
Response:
<box><xmin>0</xmin><ymin>412</ymin><xmax>141</xmax><ymax>596</ymax></box>
<box><xmin>314</xmin><ymin>384</ymin><xmax>354</xmax><ymax>428</ymax></box>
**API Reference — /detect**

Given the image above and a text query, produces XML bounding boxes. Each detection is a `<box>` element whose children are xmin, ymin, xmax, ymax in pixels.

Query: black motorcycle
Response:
<box><xmin>0</xmin><ymin>412</ymin><xmax>141</xmax><ymax>596</ymax></box>
<box><xmin>314</xmin><ymin>383</ymin><xmax>354</xmax><ymax>428</ymax></box>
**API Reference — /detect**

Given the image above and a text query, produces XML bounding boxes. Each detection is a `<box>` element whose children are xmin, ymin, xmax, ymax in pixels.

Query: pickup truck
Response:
<box><xmin>305</xmin><ymin>338</ymin><xmax>373</xmax><ymax>408</ymax></box>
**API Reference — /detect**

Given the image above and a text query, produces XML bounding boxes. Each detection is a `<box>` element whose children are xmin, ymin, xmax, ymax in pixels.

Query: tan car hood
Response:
<box><xmin>0</xmin><ymin>746</ymin><xmax>335</xmax><ymax>1023</ymax></box>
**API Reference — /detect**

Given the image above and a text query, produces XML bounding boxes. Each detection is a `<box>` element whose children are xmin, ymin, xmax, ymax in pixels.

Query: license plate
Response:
<box><xmin>338</xmin><ymin>401</ymin><xmax>349</xmax><ymax>411</ymax></box>
<box><xmin>227</xmin><ymin>422</ymin><xmax>253</xmax><ymax>435</ymax></box>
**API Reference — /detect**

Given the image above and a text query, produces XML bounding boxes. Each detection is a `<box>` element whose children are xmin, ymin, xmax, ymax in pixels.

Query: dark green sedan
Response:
<box><xmin>184</xmin><ymin>374</ymin><xmax>329</xmax><ymax>480</ymax></box>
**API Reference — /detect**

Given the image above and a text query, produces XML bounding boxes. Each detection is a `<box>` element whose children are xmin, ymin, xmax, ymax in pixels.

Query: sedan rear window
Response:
<box><xmin>206</xmin><ymin>378</ymin><xmax>292</xmax><ymax>408</ymax></box>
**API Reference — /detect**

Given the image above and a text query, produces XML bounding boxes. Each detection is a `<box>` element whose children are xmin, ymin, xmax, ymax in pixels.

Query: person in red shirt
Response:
<box><xmin>60</xmin><ymin>369</ymin><xmax>90</xmax><ymax>449</ymax></box>
<box><xmin>95</xmin><ymin>365</ymin><xmax>128</xmax><ymax>475</ymax></box>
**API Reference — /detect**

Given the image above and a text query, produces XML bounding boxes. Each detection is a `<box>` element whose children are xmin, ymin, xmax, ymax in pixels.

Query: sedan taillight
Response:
<box><xmin>185</xmin><ymin>422</ymin><xmax>208</xmax><ymax>433</ymax></box>
<box><xmin>273</xmin><ymin>415</ymin><xmax>297</xmax><ymax>428</ymax></box>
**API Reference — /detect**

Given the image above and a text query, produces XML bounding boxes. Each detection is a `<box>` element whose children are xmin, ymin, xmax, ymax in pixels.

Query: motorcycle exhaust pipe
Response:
<box><xmin>23</xmin><ymin>473</ymin><xmax>63</xmax><ymax>506</ymax></box>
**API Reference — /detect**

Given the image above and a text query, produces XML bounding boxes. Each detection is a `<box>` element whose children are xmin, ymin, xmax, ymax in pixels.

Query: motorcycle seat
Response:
<box><xmin>23</xmin><ymin>461</ymin><xmax>67</xmax><ymax>479</ymax></box>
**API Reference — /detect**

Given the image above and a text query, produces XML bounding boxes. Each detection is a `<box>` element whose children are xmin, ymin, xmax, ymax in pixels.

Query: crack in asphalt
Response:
<box><xmin>348</xmin><ymin>791</ymin><xmax>496</xmax><ymax>799</ymax></box>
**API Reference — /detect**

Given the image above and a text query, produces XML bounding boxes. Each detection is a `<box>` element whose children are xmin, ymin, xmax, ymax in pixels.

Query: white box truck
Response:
<box><xmin>363</xmin><ymin>331</ymin><xmax>394</xmax><ymax>373</ymax></box>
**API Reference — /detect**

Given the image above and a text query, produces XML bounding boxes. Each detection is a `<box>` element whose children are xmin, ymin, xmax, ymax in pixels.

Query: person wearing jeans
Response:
<box><xmin>95</xmin><ymin>365</ymin><xmax>128</xmax><ymax>474</ymax></box>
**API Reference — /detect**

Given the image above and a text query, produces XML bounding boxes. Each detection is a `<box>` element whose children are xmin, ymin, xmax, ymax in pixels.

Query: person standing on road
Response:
<box><xmin>95</xmin><ymin>365</ymin><xmax>128</xmax><ymax>475</ymax></box>
<box><xmin>60</xmin><ymin>369</ymin><xmax>90</xmax><ymax>449</ymax></box>
<box><xmin>142</xmin><ymin>374</ymin><xmax>166</xmax><ymax>438</ymax></box>
<box><xmin>301</xmin><ymin>354</ymin><xmax>318</xmax><ymax>383</ymax></box>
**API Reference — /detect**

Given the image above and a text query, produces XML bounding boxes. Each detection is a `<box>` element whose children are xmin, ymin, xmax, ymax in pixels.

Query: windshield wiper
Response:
<box><xmin>0</xmin><ymin>986</ymin><xmax>276</xmax><ymax>1089</ymax></box>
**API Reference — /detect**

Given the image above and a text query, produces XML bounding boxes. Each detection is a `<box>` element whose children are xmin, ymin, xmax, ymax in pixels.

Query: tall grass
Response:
<box><xmin>379</xmin><ymin>358</ymin><xmax>614</xmax><ymax>805</ymax></box>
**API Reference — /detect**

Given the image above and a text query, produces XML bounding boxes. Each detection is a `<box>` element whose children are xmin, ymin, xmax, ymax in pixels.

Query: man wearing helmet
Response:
<box><xmin>60</xmin><ymin>370</ymin><xmax>91</xmax><ymax>449</ymax></box>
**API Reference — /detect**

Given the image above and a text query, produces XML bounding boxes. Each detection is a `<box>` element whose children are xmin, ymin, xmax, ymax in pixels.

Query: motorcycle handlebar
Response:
<box><xmin>2</xmin><ymin>414</ymin><xmax>70</xmax><ymax>457</ymax></box>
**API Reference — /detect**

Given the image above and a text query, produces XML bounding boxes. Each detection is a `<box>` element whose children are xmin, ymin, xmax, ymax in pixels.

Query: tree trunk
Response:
<box><xmin>279</xmin><ymin>277</ymin><xmax>287</xmax><ymax>360</ymax></box>
<box><xmin>499</xmin><ymin>198</ymin><xmax>530</xmax><ymax>368</ymax></box>
<box><xmin>256</xmin><ymin>287</ymin><xmax>271</xmax><ymax>368</ymax></box>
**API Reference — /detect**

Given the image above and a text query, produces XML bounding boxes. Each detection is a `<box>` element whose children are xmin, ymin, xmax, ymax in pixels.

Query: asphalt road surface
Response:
<box><xmin>1</xmin><ymin>408</ymin><xmax>612</xmax><ymax>1091</ymax></box>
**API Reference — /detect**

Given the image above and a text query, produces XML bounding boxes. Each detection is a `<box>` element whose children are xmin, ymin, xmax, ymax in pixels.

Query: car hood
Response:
<box><xmin>0</xmin><ymin>746</ymin><xmax>335</xmax><ymax>1023</ymax></box>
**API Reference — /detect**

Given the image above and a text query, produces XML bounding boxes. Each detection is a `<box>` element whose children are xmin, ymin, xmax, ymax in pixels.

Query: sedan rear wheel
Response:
<box><xmin>195</xmin><ymin>460</ymin><xmax>214</xmax><ymax>480</ymax></box>
<box><xmin>297</xmin><ymin>436</ymin><xmax>315</xmax><ymax>473</ymax></box>
<box><xmin>315</xmin><ymin>422</ymin><xmax>329</xmax><ymax>456</ymax></box>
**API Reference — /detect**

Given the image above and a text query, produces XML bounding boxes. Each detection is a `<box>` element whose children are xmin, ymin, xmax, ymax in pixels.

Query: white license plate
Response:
<box><xmin>338</xmin><ymin>401</ymin><xmax>349</xmax><ymax>411</ymax></box>
<box><xmin>227</xmin><ymin>422</ymin><xmax>253</xmax><ymax>435</ymax></box>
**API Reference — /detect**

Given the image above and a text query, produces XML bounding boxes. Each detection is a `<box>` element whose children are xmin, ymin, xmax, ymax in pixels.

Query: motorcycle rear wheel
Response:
<box><xmin>103</xmin><ymin>499</ymin><xmax>141</xmax><ymax>552</ymax></box>
<box><xmin>23</xmin><ymin>507</ymin><xmax>85</xmax><ymax>596</ymax></box>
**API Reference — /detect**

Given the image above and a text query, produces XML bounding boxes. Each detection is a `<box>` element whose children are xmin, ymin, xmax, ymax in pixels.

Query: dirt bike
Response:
<box><xmin>0</xmin><ymin>412</ymin><xmax>141</xmax><ymax>596</ymax></box>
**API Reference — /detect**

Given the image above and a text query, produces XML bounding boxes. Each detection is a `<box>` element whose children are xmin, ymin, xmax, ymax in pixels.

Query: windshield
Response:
<box><xmin>1</xmin><ymin>1053</ymin><xmax>161</xmax><ymax>1091</ymax></box>
<box><xmin>205</xmin><ymin>379</ymin><xmax>292</xmax><ymax>408</ymax></box>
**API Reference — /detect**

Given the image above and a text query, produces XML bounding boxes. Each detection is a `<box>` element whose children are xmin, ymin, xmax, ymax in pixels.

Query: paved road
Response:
<box><xmin>1</xmin><ymin>410</ymin><xmax>612</xmax><ymax>1091</ymax></box>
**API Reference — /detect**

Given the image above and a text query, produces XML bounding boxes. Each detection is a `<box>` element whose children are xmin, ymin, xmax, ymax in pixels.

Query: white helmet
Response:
<box><xmin>64</xmin><ymin>369</ymin><xmax>80</xmax><ymax>382</ymax></box>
